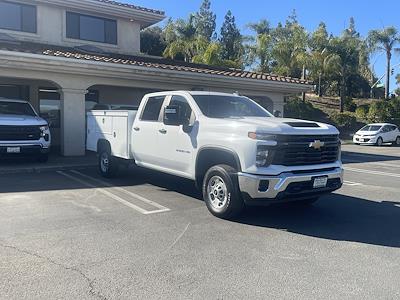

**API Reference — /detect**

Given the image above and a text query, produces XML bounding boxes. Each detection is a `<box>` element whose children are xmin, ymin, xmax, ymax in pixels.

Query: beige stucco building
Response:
<box><xmin>0</xmin><ymin>0</ymin><xmax>312</xmax><ymax>156</ymax></box>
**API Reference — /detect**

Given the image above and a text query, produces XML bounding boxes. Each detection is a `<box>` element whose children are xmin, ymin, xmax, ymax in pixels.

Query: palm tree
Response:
<box><xmin>368</xmin><ymin>27</ymin><xmax>400</xmax><ymax>99</ymax></box>
<box><xmin>247</xmin><ymin>20</ymin><xmax>273</xmax><ymax>73</ymax></box>
<box><xmin>325</xmin><ymin>37</ymin><xmax>360</xmax><ymax>112</ymax></box>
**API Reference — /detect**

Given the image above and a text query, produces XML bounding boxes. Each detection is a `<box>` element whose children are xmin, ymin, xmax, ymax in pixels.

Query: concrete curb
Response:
<box><xmin>0</xmin><ymin>163</ymin><xmax>97</xmax><ymax>175</ymax></box>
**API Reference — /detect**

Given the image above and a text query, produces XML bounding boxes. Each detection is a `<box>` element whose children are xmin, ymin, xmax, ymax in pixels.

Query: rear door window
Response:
<box><xmin>141</xmin><ymin>96</ymin><xmax>165</xmax><ymax>121</ymax></box>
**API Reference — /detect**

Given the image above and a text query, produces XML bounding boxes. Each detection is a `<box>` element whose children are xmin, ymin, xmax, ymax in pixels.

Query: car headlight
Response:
<box><xmin>256</xmin><ymin>146</ymin><xmax>270</xmax><ymax>167</ymax></box>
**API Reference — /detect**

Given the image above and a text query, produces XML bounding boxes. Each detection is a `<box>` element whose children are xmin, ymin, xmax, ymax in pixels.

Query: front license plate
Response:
<box><xmin>7</xmin><ymin>147</ymin><xmax>21</xmax><ymax>153</ymax></box>
<box><xmin>313</xmin><ymin>176</ymin><xmax>328</xmax><ymax>189</ymax></box>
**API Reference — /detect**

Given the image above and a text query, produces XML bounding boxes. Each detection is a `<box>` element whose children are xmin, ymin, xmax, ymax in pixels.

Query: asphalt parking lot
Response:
<box><xmin>1</xmin><ymin>144</ymin><xmax>400</xmax><ymax>299</ymax></box>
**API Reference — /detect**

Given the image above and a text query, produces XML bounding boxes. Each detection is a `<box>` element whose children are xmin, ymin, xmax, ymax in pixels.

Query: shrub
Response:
<box><xmin>344</xmin><ymin>97</ymin><xmax>357</xmax><ymax>112</ymax></box>
<box><xmin>284</xmin><ymin>98</ymin><xmax>323</xmax><ymax>121</ymax></box>
<box><xmin>367</xmin><ymin>101</ymin><xmax>392</xmax><ymax>123</ymax></box>
<box><xmin>355</xmin><ymin>105</ymin><xmax>369</xmax><ymax>121</ymax></box>
<box><xmin>329</xmin><ymin>112</ymin><xmax>358</xmax><ymax>130</ymax></box>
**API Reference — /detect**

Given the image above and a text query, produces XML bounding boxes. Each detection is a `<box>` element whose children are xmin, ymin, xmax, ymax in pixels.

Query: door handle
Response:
<box><xmin>159</xmin><ymin>129</ymin><xmax>167</xmax><ymax>134</ymax></box>
<box><xmin>133</xmin><ymin>127</ymin><xmax>140</xmax><ymax>131</ymax></box>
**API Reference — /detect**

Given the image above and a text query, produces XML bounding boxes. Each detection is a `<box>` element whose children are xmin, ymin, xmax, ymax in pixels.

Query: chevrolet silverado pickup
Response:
<box><xmin>0</xmin><ymin>98</ymin><xmax>51</xmax><ymax>162</ymax></box>
<box><xmin>86</xmin><ymin>91</ymin><xmax>343</xmax><ymax>219</ymax></box>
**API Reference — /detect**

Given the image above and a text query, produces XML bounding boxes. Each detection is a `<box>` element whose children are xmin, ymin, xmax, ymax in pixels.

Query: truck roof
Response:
<box><xmin>144</xmin><ymin>91</ymin><xmax>241</xmax><ymax>98</ymax></box>
<box><xmin>0</xmin><ymin>98</ymin><xmax>29</xmax><ymax>103</ymax></box>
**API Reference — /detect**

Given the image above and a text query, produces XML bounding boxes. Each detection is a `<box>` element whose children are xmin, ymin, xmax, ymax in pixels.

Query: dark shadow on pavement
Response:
<box><xmin>342</xmin><ymin>151</ymin><xmax>400</xmax><ymax>164</ymax></box>
<box><xmin>234</xmin><ymin>193</ymin><xmax>400</xmax><ymax>248</ymax></box>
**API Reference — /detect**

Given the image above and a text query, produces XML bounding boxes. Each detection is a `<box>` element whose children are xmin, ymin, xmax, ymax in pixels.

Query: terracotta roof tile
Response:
<box><xmin>93</xmin><ymin>0</ymin><xmax>164</xmax><ymax>15</ymax></box>
<box><xmin>0</xmin><ymin>41</ymin><xmax>311</xmax><ymax>85</ymax></box>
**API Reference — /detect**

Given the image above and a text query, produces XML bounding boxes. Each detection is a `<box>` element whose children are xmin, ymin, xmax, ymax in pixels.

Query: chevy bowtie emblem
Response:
<box><xmin>309</xmin><ymin>140</ymin><xmax>325</xmax><ymax>150</ymax></box>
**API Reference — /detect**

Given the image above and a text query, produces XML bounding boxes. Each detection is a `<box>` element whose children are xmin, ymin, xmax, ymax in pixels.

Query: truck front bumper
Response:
<box><xmin>238</xmin><ymin>167</ymin><xmax>343</xmax><ymax>204</ymax></box>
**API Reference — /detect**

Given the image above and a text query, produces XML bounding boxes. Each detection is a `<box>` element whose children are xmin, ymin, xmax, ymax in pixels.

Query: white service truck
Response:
<box><xmin>87</xmin><ymin>91</ymin><xmax>343</xmax><ymax>219</ymax></box>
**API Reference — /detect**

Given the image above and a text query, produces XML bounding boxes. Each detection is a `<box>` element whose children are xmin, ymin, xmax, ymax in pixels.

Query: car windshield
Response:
<box><xmin>192</xmin><ymin>95</ymin><xmax>272</xmax><ymax>118</ymax></box>
<box><xmin>360</xmin><ymin>125</ymin><xmax>382</xmax><ymax>131</ymax></box>
<box><xmin>0</xmin><ymin>101</ymin><xmax>36</xmax><ymax>116</ymax></box>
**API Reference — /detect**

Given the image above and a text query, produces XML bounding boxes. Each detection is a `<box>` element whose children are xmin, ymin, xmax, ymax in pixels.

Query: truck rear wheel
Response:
<box><xmin>202</xmin><ymin>164</ymin><xmax>244</xmax><ymax>219</ymax></box>
<box><xmin>98</xmin><ymin>149</ymin><xmax>119</xmax><ymax>178</ymax></box>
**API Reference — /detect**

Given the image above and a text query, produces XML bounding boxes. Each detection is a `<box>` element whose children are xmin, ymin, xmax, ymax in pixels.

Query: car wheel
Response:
<box><xmin>37</xmin><ymin>153</ymin><xmax>48</xmax><ymax>163</ymax></box>
<box><xmin>202</xmin><ymin>164</ymin><xmax>244</xmax><ymax>219</ymax></box>
<box><xmin>98</xmin><ymin>149</ymin><xmax>119</xmax><ymax>178</ymax></box>
<box><xmin>376</xmin><ymin>137</ymin><xmax>383</xmax><ymax>147</ymax></box>
<box><xmin>393</xmin><ymin>136</ymin><xmax>400</xmax><ymax>146</ymax></box>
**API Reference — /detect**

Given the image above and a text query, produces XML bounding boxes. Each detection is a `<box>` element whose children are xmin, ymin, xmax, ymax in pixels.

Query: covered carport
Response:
<box><xmin>0</xmin><ymin>42</ymin><xmax>312</xmax><ymax>156</ymax></box>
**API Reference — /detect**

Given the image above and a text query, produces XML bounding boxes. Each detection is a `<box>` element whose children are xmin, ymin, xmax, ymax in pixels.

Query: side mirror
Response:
<box><xmin>164</xmin><ymin>105</ymin><xmax>183</xmax><ymax>126</ymax></box>
<box><xmin>273</xmin><ymin>110</ymin><xmax>282</xmax><ymax>118</ymax></box>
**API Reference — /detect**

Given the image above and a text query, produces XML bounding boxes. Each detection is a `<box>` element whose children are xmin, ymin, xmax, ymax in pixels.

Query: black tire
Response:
<box><xmin>376</xmin><ymin>137</ymin><xmax>383</xmax><ymax>147</ymax></box>
<box><xmin>37</xmin><ymin>153</ymin><xmax>49</xmax><ymax>163</ymax></box>
<box><xmin>98</xmin><ymin>148</ymin><xmax>119</xmax><ymax>178</ymax></box>
<box><xmin>202</xmin><ymin>164</ymin><xmax>244</xmax><ymax>219</ymax></box>
<box><xmin>393</xmin><ymin>136</ymin><xmax>400</xmax><ymax>146</ymax></box>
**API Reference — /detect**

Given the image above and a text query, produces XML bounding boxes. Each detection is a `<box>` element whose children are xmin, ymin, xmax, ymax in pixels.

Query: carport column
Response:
<box><xmin>29</xmin><ymin>84</ymin><xmax>40</xmax><ymax>112</ymax></box>
<box><xmin>60</xmin><ymin>88</ymin><xmax>87</xmax><ymax>156</ymax></box>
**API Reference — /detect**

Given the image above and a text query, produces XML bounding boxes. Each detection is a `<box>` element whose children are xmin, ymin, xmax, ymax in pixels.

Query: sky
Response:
<box><xmin>128</xmin><ymin>0</ymin><xmax>400</xmax><ymax>91</ymax></box>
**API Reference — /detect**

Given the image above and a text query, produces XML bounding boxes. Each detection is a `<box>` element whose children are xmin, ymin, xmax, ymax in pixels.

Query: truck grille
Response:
<box><xmin>0</xmin><ymin>125</ymin><xmax>41</xmax><ymax>141</ymax></box>
<box><xmin>272</xmin><ymin>135</ymin><xmax>340</xmax><ymax>166</ymax></box>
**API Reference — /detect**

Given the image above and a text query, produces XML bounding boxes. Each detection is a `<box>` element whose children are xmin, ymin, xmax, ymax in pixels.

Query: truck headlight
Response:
<box><xmin>248</xmin><ymin>132</ymin><xmax>276</xmax><ymax>141</ymax></box>
<box><xmin>39</xmin><ymin>125</ymin><xmax>49</xmax><ymax>132</ymax></box>
<box><xmin>256</xmin><ymin>146</ymin><xmax>270</xmax><ymax>167</ymax></box>
<box><xmin>39</xmin><ymin>125</ymin><xmax>50</xmax><ymax>141</ymax></box>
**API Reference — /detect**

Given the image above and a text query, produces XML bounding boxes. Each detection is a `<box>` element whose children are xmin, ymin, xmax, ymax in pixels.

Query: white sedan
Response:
<box><xmin>353</xmin><ymin>123</ymin><xmax>400</xmax><ymax>146</ymax></box>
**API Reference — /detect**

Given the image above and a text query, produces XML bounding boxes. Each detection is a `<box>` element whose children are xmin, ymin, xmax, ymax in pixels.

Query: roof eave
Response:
<box><xmin>36</xmin><ymin>0</ymin><xmax>165</xmax><ymax>27</ymax></box>
<box><xmin>0</xmin><ymin>50</ymin><xmax>314</xmax><ymax>94</ymax></box>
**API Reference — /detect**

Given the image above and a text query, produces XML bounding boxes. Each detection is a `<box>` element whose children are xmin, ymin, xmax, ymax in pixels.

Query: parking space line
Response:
<box><xmin>70</xmin><ymin>170</ymin><xmax>170</xmax><ymax>213</ymax></box>
<box><xmin>343</xmin><ymin>180</ymin><xmax>363</xmax><ymax>186</ymax></box>
<box><xmin>344</xmin><ymin>167</ymin><xmax>400</xmax><ymax>178</ymax></box>
<box><xmin>57</xmin><ymin>171</ymin><xmax>170</xmax><ymax>215</ymax></box>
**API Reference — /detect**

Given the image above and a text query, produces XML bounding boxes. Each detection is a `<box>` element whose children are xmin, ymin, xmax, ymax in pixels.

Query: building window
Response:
<box><xmin>66</xmin><ymin>12</ymin><xmax>117</xmax><ymax>45</ymax></box>
<box><xmin>0</xmin><ymin>1</ymin><xmax>36</xmax><ymax>33</ymax></box>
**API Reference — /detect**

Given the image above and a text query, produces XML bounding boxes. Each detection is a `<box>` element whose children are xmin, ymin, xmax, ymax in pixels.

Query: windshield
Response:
<box><xmin>0</xmin><ymin>101</ymin><xmax>36</xmax><ymax>116</ymax></box>
<box><xmin>192</xmin><ymin>95</ymin><xmax>272</xmax><ymax>118</ymax></box>
<box><xmin>360</xmin><ymin>125</ymin><xmax>382</xmax><ymax>131</ymax></box>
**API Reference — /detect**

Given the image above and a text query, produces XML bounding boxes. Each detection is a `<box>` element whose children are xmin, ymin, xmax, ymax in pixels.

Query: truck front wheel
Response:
<box><xmin>202</xmin><ymin>164</ymin><xmax>244</xmax><ymax>219</ymax></box>
<box><xmin>98</xmin><ymin>149</ymin><xmax>119</xmax><ymax>178</ymax></box>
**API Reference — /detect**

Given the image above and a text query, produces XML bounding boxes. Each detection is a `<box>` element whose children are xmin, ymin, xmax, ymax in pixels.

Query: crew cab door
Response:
<box><xmin>157</xmin><ymin>95</ymin><xmax>197</xmax><ymax>177</ymax></box>
<box><xmin>131</xmin><ymin>95</ymin><xmax>167</xmax><ymax>165</ymax></box>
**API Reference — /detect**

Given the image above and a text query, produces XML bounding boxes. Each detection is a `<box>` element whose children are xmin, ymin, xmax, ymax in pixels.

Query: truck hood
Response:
<box><xmin>0</xmin><ymin>114</ymin><xmax>48</xmax><ymax>126</ymax></box>
<box><xmin>209</xmin><ymin>117</ymin><xmax>338</xmax><ymax>135</ymax></box>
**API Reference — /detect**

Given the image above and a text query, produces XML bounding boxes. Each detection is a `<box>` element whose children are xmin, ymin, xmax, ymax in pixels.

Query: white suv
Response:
<box><xmin>353</xmin><ymin>123</ymin><xmax>400</xmax><ymax>146</ymax></box>
<box><xmin>0</xmin><ymin>98</ymin><xmax>51</xmax><ymax>162</ymax></box>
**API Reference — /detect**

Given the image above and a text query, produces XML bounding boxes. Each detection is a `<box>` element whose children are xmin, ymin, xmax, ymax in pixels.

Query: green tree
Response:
<box><xmin>324</xmin><ymin>36</ymin><xmax>361</xmax><ymax>112</ymax></box>
<box><xmin>140</xmin><ymin>26</ymin><xmax>166</xmax><ymax>56</ymax></box>
<box><xmin>163</xmin><ymin>16</ymin><xmax>206</xmax><ymax>62</ymax></box>
<box><xmin>194</xmin><ymin>0</ymin><xmax>216</xmax><ymax>41</ymax></box>
<box><xmin>247</xmin><ymin>19</ymin><xmax>273</xmax><ymax>72</ymax></box>
<box><xmin>308</xmin><ymin>22</ymin><xmax>330</xmax><ymax>96</ymax></box>
<box><xmin>219</xmin><ymin>10</ymin><xmax>243</xmax><ymax>66</ymax></box>
<box><xmin>368</xmin><ymin>27</ymin><xmax>400</xmax><ymax>99</ymax></box>
<box><xmin>270</xmin><ymin>13</ymin><xmax>309</xmax><ymax>78</ymax></box>
<box><xmin>396</xmin><ymin>73</ymin><xmax>400</xmax><ymax>95</ymax></box>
